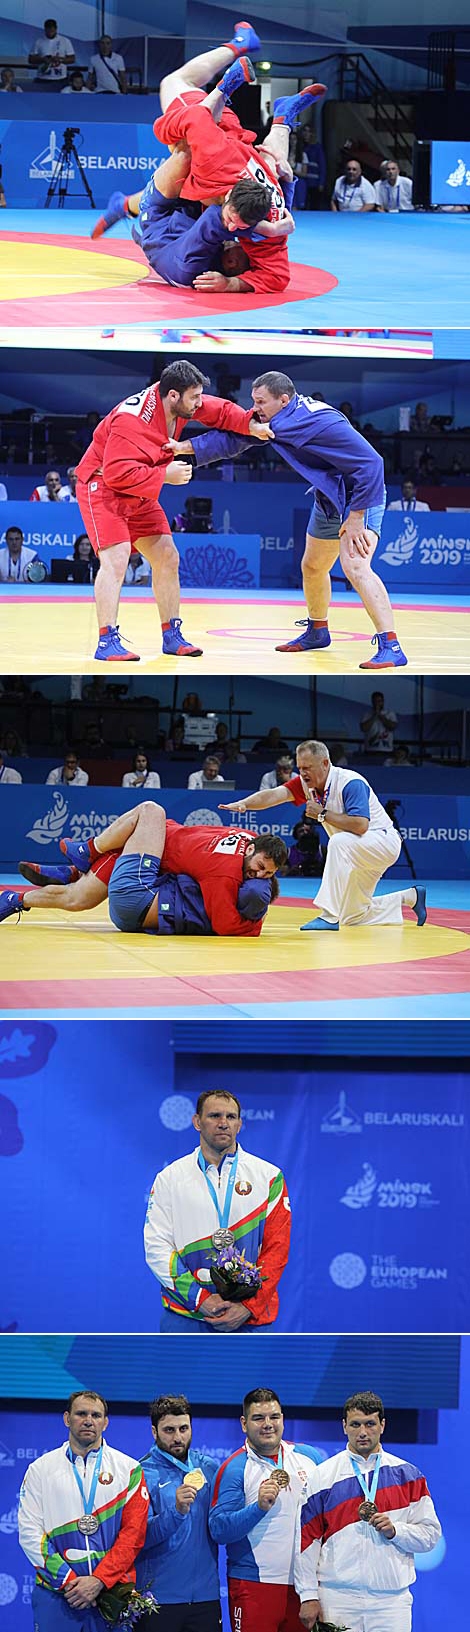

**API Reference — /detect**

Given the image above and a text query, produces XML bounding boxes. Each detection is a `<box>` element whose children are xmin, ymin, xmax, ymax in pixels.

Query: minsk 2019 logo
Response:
<box><xmin>29</xmin><ymin>130</ymin><xmax>74</xmax><ymax>183</ymax></box>
<box><xmin>380</xmin><ymin>517</ymin><xmax>419</xmax><ymax>568</ymax></box>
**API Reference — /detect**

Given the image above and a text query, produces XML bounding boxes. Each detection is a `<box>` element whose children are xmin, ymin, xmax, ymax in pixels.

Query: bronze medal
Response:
<box><xmin>272</xmin><ymin>1468</ymin><xmax>290</xmax><ymax>1489</ymax></box>
<box><xmin>358</xmin><ymin>1500</ymin><xmax>378</xmax><ymax>1522</ymax></box>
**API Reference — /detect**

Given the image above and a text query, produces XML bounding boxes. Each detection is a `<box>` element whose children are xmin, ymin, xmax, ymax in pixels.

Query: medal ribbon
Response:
<box><xmin>67</xmin><ymin>1443</ymin><xmax>103</xmax><ymax>1516</ymax></box>
<box><xmin>197</xmin><ymin>1148</ymin><xmax>239</xmax><ymax>1230</ymax></box>
<box><xmin>350</xmin><ymin>1449</ymin><xmax>382</xmax><ymax>1504</ymax></box>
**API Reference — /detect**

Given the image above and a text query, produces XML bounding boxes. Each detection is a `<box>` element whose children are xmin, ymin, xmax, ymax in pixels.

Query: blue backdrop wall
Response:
<box><xmin>0</xmin><ymin>1332</ymin><xmax>467</xmax><ymax>1632</ymax></box>
<box><xmin>1</xmin><ymin>1020</ymin><xmax>469</xmax><ymax>1335</ymax></box>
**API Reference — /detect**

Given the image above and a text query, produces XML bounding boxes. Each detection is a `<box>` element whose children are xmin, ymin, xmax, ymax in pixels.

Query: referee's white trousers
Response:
<box><xmin>313</xmin><ymin>827</ymin><xmax>404</xmax><ymax>926</ymax></box>
<box><xmin>319</xmin><ymin>1585</ymin><xmax>412</xmax><ymax>1632</ymax></box>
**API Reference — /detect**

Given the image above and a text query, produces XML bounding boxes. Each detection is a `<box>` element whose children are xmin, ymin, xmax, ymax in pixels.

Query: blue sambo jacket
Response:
<box><xmin>192</xmin><ymin>393</ymin><xmax>385</xmax><ymax>518</ymax></box>
<box><xmin>136</xmin><ymin>1443</ymin><xmax>220</xmax><ymax>1604</ymax></box>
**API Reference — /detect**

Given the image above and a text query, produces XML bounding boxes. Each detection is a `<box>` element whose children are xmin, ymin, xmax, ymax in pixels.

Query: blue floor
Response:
<box><xmin>6</xmin><ymin>209</ymin><xmax>470</xmax><ymax>329</ymax></box>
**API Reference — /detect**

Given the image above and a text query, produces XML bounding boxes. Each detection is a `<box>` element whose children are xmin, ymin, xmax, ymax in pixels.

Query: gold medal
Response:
<box><xmin>183</xmin><ymin>1468</ymin><xmax>206</xmax><ymax>1489</ymax></box>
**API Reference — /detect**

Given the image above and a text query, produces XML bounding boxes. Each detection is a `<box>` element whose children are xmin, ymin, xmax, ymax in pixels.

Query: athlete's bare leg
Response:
<box><xmin>22</xmin><ymin>874</ymin><xmax>107</xmax><ymax>912</ymax></box>
<box><xmin>93</xmin><ymin>800</ymin><xmax>166</xmax><ymax>859</ymax></box>
<box><xmin>338</xmin><ymin>531</ymin><xmax>396</xmax><ymax>633</ymax></box>
<box><xmin>94</xmin><ymin>541</ymin><xmax>131</xmax><ymax>630</ymax></box>
<box><xmin>257</xmin><ymin>123</ymin><xmax>292</xmax><ymax>180</ymax></box>
<box><xmin>160</xmin><ymin>45</ymin><xmax>237</xmax><ymax>113</ymax></box>
<box><xmin>135</xmin><ymin>532</ymin><xmax>182</xmax><ymax>625</ymax></box>
<box><xmin>302</xmin><ymin>534</ymin><xmax>340</xmax><ymax>621</ymax></box>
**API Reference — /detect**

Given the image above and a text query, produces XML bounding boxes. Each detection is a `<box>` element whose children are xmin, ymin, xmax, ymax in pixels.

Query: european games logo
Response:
<box><xmin>184</xmin><ymin>809</ymin><xmax>223</xmax><ymax>828</ymax></box>
<box><xmin>159</xmin><ymin>1095</ymin><xmax>195</xmax><ymax>1132</ymax></box>
<box><xmin>329</xmin><ymin>1253</ymin><xmax>367</xmax><ymax>1289</ymax></box>
<box><xmin>380</xmin><ymin>518</ymin><xmax>418</xmax><ymax>568</ymax></box>
<box><xmin>0</xmin><ymin>1576</ymin><xmax>18</xmax><ymax>1606</ymax></box>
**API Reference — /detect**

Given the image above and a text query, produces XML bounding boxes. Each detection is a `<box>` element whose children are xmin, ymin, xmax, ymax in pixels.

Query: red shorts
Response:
<box><xmin>228</xmin><ymin>1581</ymin><xmax>302</xmax><ymax>1632</ymax></box>
<box><xmin>92</xmin><ymin>850</ymin><xmax>121</xmax><ymax>886</ymax></box>
<box><xmin>76</xmin><ymin>474</ymin><xmax>171</xmax><ymax>556</ymax></box>
<box><xmin>153</xmin><ymin>89</ymin><xmax>283</xmax><ymax>213</ymax></box>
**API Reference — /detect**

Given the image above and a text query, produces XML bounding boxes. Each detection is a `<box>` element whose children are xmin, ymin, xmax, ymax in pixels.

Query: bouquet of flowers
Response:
<box><xmin>312</xmin><ymin>1621</ymin><xmax>349</xmax><ymax>1631</ymax></box>
<box><xmin>97</xmin><ymin>1584</ymin><xmax>159</xmax><ymax>1626</ymax></box>
<box><xmin>209</xmin><ymin>1244</ymin><xmax>265</xmax><ymax>1302</ymax></box>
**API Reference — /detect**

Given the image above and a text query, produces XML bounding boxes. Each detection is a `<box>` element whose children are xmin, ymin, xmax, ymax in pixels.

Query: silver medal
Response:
<box><xmin>211</xmin><ymin>1229</ymin><xmax>234</xmax><ymax>1250</ymax></box>
<box><xmin>77</xmin><ymin>1515</ymin><xmax>100</xmax><ymax>1535</ymax></box>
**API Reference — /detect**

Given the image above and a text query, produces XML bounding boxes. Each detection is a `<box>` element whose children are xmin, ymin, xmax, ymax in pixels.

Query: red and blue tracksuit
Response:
<box><xmin>209</xmin><ymin>1438</ymin><xmax>325</xmax><ymax>1632</ymax></box>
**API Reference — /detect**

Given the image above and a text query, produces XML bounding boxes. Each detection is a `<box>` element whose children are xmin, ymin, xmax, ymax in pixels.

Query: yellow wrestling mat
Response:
<box><xmin>0</xmin><ymin>239</ymin><xmax>147</xmax><ymax>298</ymax></box>
<box><xmin>1</xmin><ymin>592</ymin><xmax>469</xmax><ymax>675</ymax></box>
<box><xmin>2</xmin><ymin>900</ymin><xmax>469</xmax><ymax>1017</ymax></box>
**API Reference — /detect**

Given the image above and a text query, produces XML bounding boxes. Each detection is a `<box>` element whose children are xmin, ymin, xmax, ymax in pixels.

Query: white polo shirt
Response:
<box><xmin>374</xmin><ymin>175</ymin><xmax>414</xmax><ymax>211</ymax></box>
<box><xmin>333</xmin><ymin>175</ymin><xmax>376</xmax><ymax>210</ymax></box>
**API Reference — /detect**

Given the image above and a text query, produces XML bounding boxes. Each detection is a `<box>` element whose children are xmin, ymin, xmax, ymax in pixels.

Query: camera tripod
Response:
<box><xmin>45</xmin><ymin>127</ymin><xmax>95</xmax><ymax>209</ymax></box>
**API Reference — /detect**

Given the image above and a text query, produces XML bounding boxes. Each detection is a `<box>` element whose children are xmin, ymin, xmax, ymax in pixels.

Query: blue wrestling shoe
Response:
<box><xmin>225</xmin><ymin>21</ymin><xmax>261</xmax><ymax>58</ymax></box>
<box><xmin>0</xmin><ymin>890</ymin><xmax>28</xmax><ymax>924</ymax></box>
<box><xmin>276</xmin><ymin>620</ymin><xmax>331</xmax><ymax>653</ymax></box>
<box><xmin>19</xmin><ymin>861</ymin><xmax>78</xmax><ymax>887</ymax></box>
<box><xmin>411</xmin><ymin>887</ymin><xmax>427</xmax><ymax>927</ymax></box>
<box><xmin>59</xmin><ymin>838</ymin><xmax>93</xmax><ymax>873</ymax></box>
<box><xmin>273</xmin><ymin>84</ymin><xmax>327</xmax><ymax>127</ymax></box>
<box><xmin>359</xmin><ymin>632</ymin><xmax>407</xmax><ymax>669</ymax></box>
<box><xmin>300</xmin><ymin>916</ymin><xmax>339</xmax><ymax>931</ymax></box>
<box><xmin>218</xmin><ymin>55</ymin><xmax>256</xmax><ymax>101</ymax></box>
<box><xmin>162</xmin><ymin>618</ymin><xmax>203</xmax><ymax>657</ymax></box>
<box><xmin>94</xmin><ymin>625</ymin><xmax>140</xmax><ymax>662</ymax></box>
<box><xmin>91</xmin><ymin>191</ymin><xmax>129</xmax><ymax>240</ymax></box>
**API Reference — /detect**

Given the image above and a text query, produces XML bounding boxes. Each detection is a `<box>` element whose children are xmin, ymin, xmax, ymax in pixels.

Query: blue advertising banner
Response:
<box><xmin>1</xmin><ymin>1029</ymin><xmax>469</xmax><ymax>1338</ymax></box>
<box><xmin>0</xmin><ymin>505</ymin><xmax>260</xmax><ymax>588</ymax></box>
<box><xmin>1</xmin><ymin>786</ymin><xmax>470</xmax><ymax>876</ymax></box>
<box><xmin>431</xmin><ymin>140</ymin><xmax>470</xmax><ymax>206</ymax></box>
<box><xmin>294</xmin><ymin>508</ymin><xmax>470</xmax><ymax>592</ymax></box>
<box><xmin>0</xmin><ymin>119</ymin><xmax>165</xmax><ymax>209</ymax></box>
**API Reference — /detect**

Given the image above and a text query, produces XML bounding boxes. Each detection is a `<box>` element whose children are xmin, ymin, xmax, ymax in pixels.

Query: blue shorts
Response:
<box><xmin>132</xmin><ymin>182</ymin><xmax>227</xmax><ymax>285</ymax></box>
<box><xmin>107</xmin><ymin>852</ymin><xmax>160</xmax><ymax>932</ymax></box>
<box><xmin>308</xmin><ymin>491</ymin><xmax>387</xmax><ymax>540</ymax></box>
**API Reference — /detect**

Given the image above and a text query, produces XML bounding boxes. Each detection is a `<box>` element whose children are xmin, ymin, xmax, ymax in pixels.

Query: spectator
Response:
<box><xmin>374</xmin><ymin>159</ymin><xmax>414</xmax><ymax>212</ymax></box>
<box><xmin>165</xmin><ymin>718</ymin><xmax>192</xmax><ymax>754</ymax></box>
<box><xmin>252</xmin><ymin>726</ymin><xmax>291</xmax><ymax>756</ymax></box>
<box><xmin>89</xmin><ymin>35</ymin><xmax>127</xmax><ymax>94</ymax></box>
<box><xmin>0</xmin><ymin>67</ymin><xmax>23</xmax><ymax>92</ymax></box>
<box><xmin>181</xmin><ymin>693</ymin><xmax>205</xmax><ymax>716</ymax></box>
<box><xmin>338</xmin><ymin>400</ymin><xmax>360</xmax><ymax>429</ymax></box>
<box><xmin>122</xmin><ymin>749</ymin><xmax>161</xmax><ymax>789</ymax></box>
<box><xmin>67</xmin><ymin>533</ymin><xmax>99</xmax><ymax>583</ymax></box>
<box><xmin>360</xmin><ymin>691</ymin><xmax>398</xmax><ymax>754</ymax></box>
<box><xmin>384</xmin><ymin>744</ymin><xmax>416</xmax><ymax>766</ymax></box>
<box><xmin>46</xmin><ymin>751</ymin><xmax>89</xmax><ymax>786</ymax></box>
<box><xmin>333</xmin><ymin>741</ymin><xmax>349</xmax><ymax>768</ymax></box>
<box><xmin>70</xmin><ymin>410</ymin><xmax>101</xmax><ymax>456</ymax></box>
<box><xmin>288</xmin><ymin>819</ymin><xmax>324</xmax><ymax>876</ymax></box>
<box><xmin>418</xmin><ymin>451</ymin><xmax>441</xmax><ymax>484</ymax></box>
<box><xmin>331</xmin><ymin>160</ymin><xmax>375</xmax><ymax>212</ymax></box>
<box><xmin>388</xmin><ymin>478</ymin><xmax>430</xmax><ymax>512</ymax></box>
<box><xmin>0</xmin><ymin>728</ymin><xmax>27</xmax><ymax>757</ymax></box>
<box><xmin>220</xmin><ymin>737</ymin><xmax>247</xmax><ymax>764</ymax></box>
<box><xmin>0</xmin><ymin>526</ymin><xmax>38</xmax><ymax>582</ymax></box>
<box><xmin>205</xmin><ymin>721</ymin><xmax>229</xmax><ymax>756</ymax></box>
<box><xmin>66</xmin><ymin>466</ymin><xmax>78</xmax><ymax>498</ymax></box>
<box><xmin>61</xmin><ymin>69</ymin><xmax>93</xmax><ymax>93</ymax></box>
<box><xmin>0</xmin><ymin>478</ymin><xmax>8</xmax><ymax>499</ymax></box>
<box><xmin>410</xmin><ymin>401</ymin><xmax>431</xmax><ymax>433</ymax></box>
<box><xmin>124</xmin><ymin>552</ymin><xmax>151</xmax><ymax>585</ymax></box>
<box><xmin>30</xmin><ymin>470</ymin><xmax>71</xmax><ymax>501</ymax></box>
<box><xmin>295</xmin><ymin>122</ymin><xmax>326</xmax><ymax>209</ymax></box>
<box><xmin>28</xmin><ymin>18</ymin><xmax>75</xmax><ymax>83</ymax></box>
<box><xmin>187</xmin><ymin>756</ymin><xmax>225</xmax><ymax>789</ymax></box>
<box><xmin>259</xmin><ymin>754</ymin><xmax>294</xmax><ymax>790</ymax></box>
<box><xmin>0</xmin><ymin>750</ymin><xmax>22</xmax><ymax>785</ymax></box>
<box><xmin>77</xmin><ymin>722</ymin><xmax>107</xmax><ymax>757</ymax></box>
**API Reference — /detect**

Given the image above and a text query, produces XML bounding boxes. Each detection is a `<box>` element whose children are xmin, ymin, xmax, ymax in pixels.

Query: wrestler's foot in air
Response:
<box><xmin>411</xmin><ymin>886</ymin><xmax>427</xmax><ymax>926</ymax></box>
<box><xmin>19</xmin><ymin>861</ymin><xmax>79</xmax><ymax>887</ymax></box>
<box><xmin>0</xmin><ymin>889</ymin><xmax>29</xmax><ymax>924</ymax></box>
<box><xmin>224</xmin><ymin>20</ymin><xmax>261</xmax><ymax>58</ymax></box>
<box><xmin>91</xmin><ymin>190</ymin><xmax>129</xmax><ymax>240</ymax></box>
<box><xmin>217</xmin><ymin>55</ymin><xmax>256</xmax><ymax>102</ymax></box>
<box><xmin>276</xmin><ymin>619</ymin><xmax>331</xmax><ymax>653</ymax></box>
<box><xmin>59</xmin><ymin>838</ymin><xmax>94</xmax><ymax>873</ymax></box>
<box><xmin>94</xmin><ymin>625</ymin><xmax>140</xmax><ymax>662</ymax></box>
<box><xmin>359</xmin><ymin>633</ymin><xmax>407</xmax><ymax>669</ymax></box>
<box><xmin>273</xmin><ymin>84</ymin><xmax>327</xmax><ymax>128</ymax></box>
<box><xmin>162</xmin><ymin>617</ymin><xmax>203</xmax><ymax>657</ymax></box>
<box><xmin>300</xmin><ymin>916</ymin><xmax>339</xmax><ymax>931</ymax></box>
